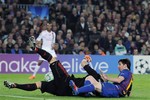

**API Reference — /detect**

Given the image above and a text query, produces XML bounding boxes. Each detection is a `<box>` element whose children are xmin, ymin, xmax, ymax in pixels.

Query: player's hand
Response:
<box><xmin>84</xmin><ymin>55</ymin><xmax>92</xmax><ymax>62</ymax></box>
<box><xmin>100</xmin><ymin>70</ymin><xmax>108</xmax><ymax>82</ymax></box>
<box><xmin>100</xmin><ymin>74</ymin><xmax>108</xmax><ymax>82</ymax></box>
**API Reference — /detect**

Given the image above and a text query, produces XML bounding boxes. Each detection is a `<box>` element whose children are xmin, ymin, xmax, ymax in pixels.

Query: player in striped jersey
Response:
<box><xmin>70</xmin><ymin>58</ymin><xmax>133</xmax><ymax>97</ymax></box>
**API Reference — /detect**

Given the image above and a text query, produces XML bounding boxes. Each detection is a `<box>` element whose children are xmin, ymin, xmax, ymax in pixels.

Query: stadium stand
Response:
<box><xmin>0</xmin><ymin>0</ymin><xmax>150</xmax><ymax>55</ymax></box>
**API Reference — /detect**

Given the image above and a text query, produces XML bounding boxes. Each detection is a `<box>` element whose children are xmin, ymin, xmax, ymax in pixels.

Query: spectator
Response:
<box><xmin>78</xmin><ymin>41</ymin><xmax>86</xmax><ymax>51</ymax></box>
<box><xmin>91</xmin><ymin>44</ymin><xmax>99</xmax><ymax>54</ymax></box>
<box><xmin>6</xmin><ymin>37</ymin><xmax>14</xmax><ymax>52</ymax></box>
<box><xmin>105</xmin><ymin>34</ymin><xmax>116</xmax><ymax>54</ymax></box>
<box><xmin>16</xmin><ymin>37</ymin><xmax>26</xmax><ymax>49</ymax></box>
<box><xmin>64</xmin><ymin>30</ymin><xmax>74</xmax><ymax>49</ymax></box>
<box><xmin>54</xmin><ymin>43</ymin><xmax>61</xmax><ymax>54</ymax></box>
<box><xmin>75</xmin><ymin>16</ymin><xmax>89</xmax><ymax>38</ymax></box>
<box><xmin>114</xmin><ymin>39</ymin><xmax>127</xmax><ymax>55</ymax></box>
<box><xmin>0</xmin><ymin>0</ymin><xmax>150</xmax><ymax>55</ymax></box>
<box><xmin>88</xmin><ymin>38</ymin><xmax>99</xmax><ymax>53</ymax></box>
<box><xmin>98</xmin><ymin>48</ymin><xmax>106</xmax><ymax>56</ymax></box>
<box><xmin>0</xmin><ymin>43</ymin><xmax>10</xmax><ymax>53</ymax></box>
<box><xmin>57</xmin><ymin>38</ymin><xmax>64</xmax><ymax>51</ymax></box>
<box><xmin>0</xmin><ymin>39</ymin><xmax>2</xmax><ymax>52</ymax></box>
<box><xmin>146</xmin><ymin>46</ymin><xmax>150</xmax><ymax>55</ymax></box>
<box><xmin>89</xmin><ymin>26</ymin><xmax>99</xmax><ymax>43</ymax></box>
<box><xmin>5</xmin><ymin>14</ymin><xmax>13</xmax><ymax>33</ymax></box>
<box><xmin>99</xmin><ymin>31</ymin><xmax>108</xmax><ymax>51</ymax></box>
<box><xmin>133</xmin><ymin>48</ymin><xmax>139</xmax><ymax>55</ymax></box>
<box><xmin>72</xmin><ymin>43</ymin><xmax>79</xmax><ymax>55</ymax></box>
<box><xmin>128</xmin><ymin>41</ymin><xmax>136</xmax><ymax>55</ymax></box>
<box><xmin>124</xmin><ymin>35</ymin><xmax>133</xmax><ymax>53</ymax></box>
<box><xmin>67</xmin><ymin>8</ymin><xmax>79</xmax><ymax>33</ymax></box>
<box><xmin>78</xmin><ymin>49</ymin><xmax>85</xmax><ymax>55</ymax></box>
<box><xmin>23</xmin><ymin>44</ymin><xmax>34</xmax><ymax>54</ymax></box>
<box><xmin>60</xmin><ymin>43</ymin><xmax>71</xmax><ymax>54</ymax></box>
<box><xmin>145</xmin><ymin>35</ymin><xmax>150</xmax><ymax>47</ymax></box>
<box><xmin>140</xmin><ymin>44</ymin><xmax>147</xmax><ymax>55</ymax></box>
<box><xmin>11</xmin><ymin>43</ymin><xmax>23</xmax><ymax>54</ymax></box>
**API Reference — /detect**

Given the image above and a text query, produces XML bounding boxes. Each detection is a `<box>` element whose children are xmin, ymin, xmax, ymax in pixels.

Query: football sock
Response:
<box><xmin>35</xmin><ymin>48</ymin><xmax>52</xmax><ymax>62</ymax></box>
<box><xmin>33</xmin><ymin>65</ymin><xmax>40</xmax><ymax>76</ymax></box>
<box><xmin>84</xmin><ymin>65</ymin><xmax>104</xmax><ymax>82</ymax></box>
<box><xmin>15</xmin><ymin>83</ymin><xmax>37</xmax><ymax>91</ymax></box>
<box><xmin>78</xmin><ymin>84</ymin><xmax>95</xmax><ymax>94</ymax></box>
<box><xmin>84</xmin><ymin>80</ymin><xmax>93</xmax><ymax>96</ymax></box>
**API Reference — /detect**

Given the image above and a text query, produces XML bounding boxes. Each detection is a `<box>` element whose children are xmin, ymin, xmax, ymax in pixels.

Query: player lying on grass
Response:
<box><xmin>69</xmin><ymin>58</ymin><xmax>133</xmax><ymax>97</ymax></box>
<box><xmin>4</xmin><ymin>39</ymin><xmax>103</xmax><ymax>96</ymax></box>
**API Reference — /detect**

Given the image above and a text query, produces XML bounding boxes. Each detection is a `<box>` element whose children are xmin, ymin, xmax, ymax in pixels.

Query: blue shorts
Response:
<box><xmin>100</xmin><ymin>82</ymin><xmax>120</xmax><ymax>97</ymax></box>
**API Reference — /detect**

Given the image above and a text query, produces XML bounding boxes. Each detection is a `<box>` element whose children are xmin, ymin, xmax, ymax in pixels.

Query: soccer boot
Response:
<box><xmin>29</xmin><ymin>75</ymin><xmax>35</xmax><ymax>80</ymax></box>
<box><xmin>28</xmin><ymin>36</ymin><xmax>36</xmax><ymax>50</ymax></box>
<box><xmin>84</xmin><ymin>55</ymin><xmax>92</xmax><ymax>62</ymax></box>
<box><xmin>69</xmin><ymin>80</ymin><xmax>79</xmax><ymax>95</ymax></box>
<box><xmin>4</xmin><ymin>81</ymin><xmax>16</xmax><ymax>89</ymax></box>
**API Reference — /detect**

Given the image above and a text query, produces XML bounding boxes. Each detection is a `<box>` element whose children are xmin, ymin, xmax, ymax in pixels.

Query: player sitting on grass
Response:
<box><xmin>69</xmin><ymin>58</ymin><xmax>133</xmax><ymax>97</ymax></box>
<box><xmin>4</xmin><ymin>36</ymin><xmax>103</xmax><ymax>96</ymax></box>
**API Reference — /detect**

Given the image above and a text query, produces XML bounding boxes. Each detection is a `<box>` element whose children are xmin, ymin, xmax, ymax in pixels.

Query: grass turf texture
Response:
<box><xmin>0</xmin><ymin>74</ymin><xmax>150</xmax><ymax>100</ymax></box>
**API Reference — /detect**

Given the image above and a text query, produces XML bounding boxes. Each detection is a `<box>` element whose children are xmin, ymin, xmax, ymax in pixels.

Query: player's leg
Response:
<box><xmin>29</xmin><ymin>60</ymin><xmax>43</xmax><ymax>80</ymax></box>
<box><xmin>49</xmin><ymin>60</ymin><xmax>73</xmax><ymax>96</ymax></box>
<box><xmin>28</xmin><ymin>36</ymin><xmax>50</xmax><ymax>61</ymax></box>
<box><xmin>34</xmin><ymin>47</ymin><xmax>53</xmax><ymax>62</ymax></box>
<box><xmin>28</xmin><ymin>36</ymin><xmax>68</xmax><ymax>80</ymax></box>
<box><xmin>28</xmin><ymin>37</ymin><xmax>81</xmax><ymax>95</ymax></box>
<box><xmin>84</xmin><ymin>65</ymin><xmax>104</xmax><ymax>82</ymax></box>
<box><xmin>30</xmin><ymin>46</ymin><xmax>69</xmax><ymax>80</ymax></box>
<box><xmin>25</xmin><ymin>37</ymin><xmax>71</xmax><ymax>95</ymax></box>
<box><xmin>69</xmin><ymin>75</ymin><xmax>101</xmax><ymax>95</ymax></box>
<box><xmin>4</xmin><ymin>80</ymin><xmax>57</xmax><ymax>95</ymax></box>
<box><xmin>81</xmin><ymin>58</ymin><xmax>104</xmax><ymax>82</ymax></box>
<box><xmin>39</xmin><ymin>81</ymin><xmax>57</xmax><ymax>95</ymax></box>
<box><xmin>31</xmin><ymin>47</ymin><xmax>71</xmax><ymax>95</ymax></box>
<box><xmin>4</xmin><ymin>80</ymin><xmax>38</xmax><ymax>91</ymax></box>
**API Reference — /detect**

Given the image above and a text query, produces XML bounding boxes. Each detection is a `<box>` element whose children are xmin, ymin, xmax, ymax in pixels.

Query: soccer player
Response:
<box><xmin>4</xmin><ymin>46</ymin><xmax>103</xmax><ymax>96</ymax></box>
<box><xmin>29</xmin><ymin>22</ymin><xmax>57</xmax><ymax>80</ymax></box>
<box><xmin>69</xmin><ymin>58</ymin><xmax>133</xmax><ymax>97</ymax></box>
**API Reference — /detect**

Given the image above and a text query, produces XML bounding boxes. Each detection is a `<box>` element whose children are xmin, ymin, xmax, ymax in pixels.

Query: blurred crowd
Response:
<box><xmin>0</xmin><ymin>0</ymin><xmax>150</xmax><ymax>55</ymax></box>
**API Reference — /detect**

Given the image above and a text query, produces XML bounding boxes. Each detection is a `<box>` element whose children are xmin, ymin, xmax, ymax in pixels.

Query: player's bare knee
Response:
<box><xmin>35</xmin><ymin>82</ymin><xmax>41</xmax><ymax>89</ymax></box>
<box><xmin>94</xmin><ymin>82</ymin><xmax>102</xmax><ymax>93</ymax></box>
<box><xmin>85</xmin><ymin>75</ymin><xmax>93</xmax><ymax>80</ymax></box>
<box><xmin>85</xmin><ymin>75</ymin><xmax>97</xmax><ymax>84</ymax></box>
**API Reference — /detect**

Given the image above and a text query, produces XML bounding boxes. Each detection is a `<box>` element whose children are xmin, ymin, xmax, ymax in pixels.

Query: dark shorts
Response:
<box><xmin>40</xmin><ymin>79</ymin><xmax>73</xmax><ymax>96</ymax></box>
<box><xmin>40</xmin><ymin>81</ymin><xmax>57</xmax><ymax>95</ymax></box>
<box><xmin>100</xmin><ymin>82</ymin><xmax>120</xmax><ymax>97</ymax></box>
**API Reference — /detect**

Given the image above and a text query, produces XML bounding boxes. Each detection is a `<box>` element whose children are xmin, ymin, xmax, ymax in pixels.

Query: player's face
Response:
<box><xmin>118</xmin><ymin>62</ymin><xmax>124</xmax><ymax>71</ymax></box>
<box><xmin>47</xmin><ymin>23</ymin><xmax>52</xmax><ymax>31</ymax></box>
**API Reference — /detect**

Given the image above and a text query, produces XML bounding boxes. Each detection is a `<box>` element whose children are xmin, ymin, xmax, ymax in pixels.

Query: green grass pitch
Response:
<box><xmin>0</xmin><ymin>74</ymin><xmax>150</xmax><ymax>100</ymax></box>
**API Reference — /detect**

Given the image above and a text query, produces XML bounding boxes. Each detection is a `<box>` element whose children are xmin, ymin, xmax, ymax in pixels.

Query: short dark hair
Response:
<box><xmin>118</xmin><ymin>58</ymin><xmax>131</xmax><ymax>70</ymax></box>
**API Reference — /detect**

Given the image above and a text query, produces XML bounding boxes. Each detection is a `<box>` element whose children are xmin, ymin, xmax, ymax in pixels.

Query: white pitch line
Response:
<box><xmin>0</xmin><ymin>94</ymin><xmax>56</xmax><ymax>100</ymax></box>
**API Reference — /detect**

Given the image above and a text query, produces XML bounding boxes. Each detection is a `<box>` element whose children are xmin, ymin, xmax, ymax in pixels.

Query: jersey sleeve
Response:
<box><xmin>36</xmin><ymin>32</ymin><xmax>43</xmax><ymax>41</ymax></box>
<box><xmin>119</xmin><ymin>70</ymin><xmax>128</xmax><ymax>79</ymax></box>
<box><xmin>52</xmin><ymin>32</ymin><xmax>56</xmax><ymax>44</ymax></box>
